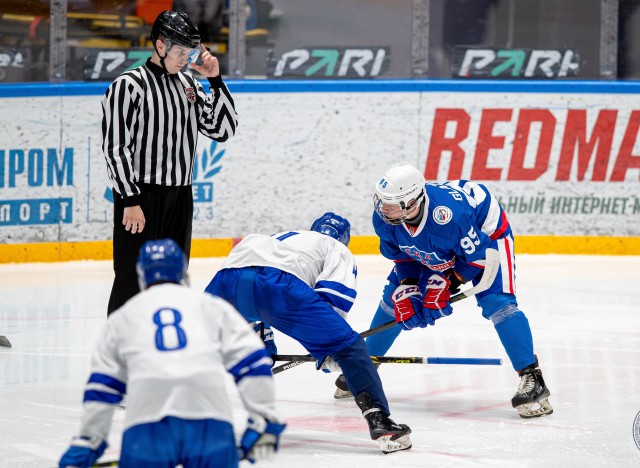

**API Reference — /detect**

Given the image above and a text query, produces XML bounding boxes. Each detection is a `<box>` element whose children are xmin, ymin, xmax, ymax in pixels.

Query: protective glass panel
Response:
<box><xmin>67</xmin><ymin>1</ymin><xmax>156</xmax><ymax>82</ymax></box>
<box><xmin>619</xmin><ymin>0</ymin><xmax>640</xmax><ymax>79</ymax></box>
<box><xmin>1</xmin><ymin>1</ymin><xmax>638</xmax><ymax>82</ymax></box>
<box><xmin>429</xmin><ymin>0</ymin><xmax>602</xmax><ymax>80</ymax></box>
<box><xmin>0</xmin><ymin>0</ymin><xmax>51</xmax><ymax>82</ymax></box>
<box><xmin>245</xmin><ymin>0</ymin><xmax>413</xmax><ymax>79</ymax></box>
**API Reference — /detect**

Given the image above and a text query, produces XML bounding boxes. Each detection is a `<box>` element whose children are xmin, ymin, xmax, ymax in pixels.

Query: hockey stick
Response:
<box><xmin>274</xmin><ymin>354</ymin><xmax>502</xmax><ymax>366</ymax></box>
<box><xmin>271</xmin><ymin>248</ymin><xmax>501</xmax><ymax>375</ymax></box>
<box><xmin>49</xmin><ymin>461</ymin><xmax>118</xmax><ymax>468</ymax></box>
<box><xmin>0</xmin><ymin>336</ymin><xmax>11</xmax><ymax>348</ymax></box>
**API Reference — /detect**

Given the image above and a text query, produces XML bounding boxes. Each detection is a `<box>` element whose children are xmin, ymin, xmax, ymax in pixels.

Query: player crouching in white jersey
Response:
<box><xmin>205</xmin><ymin>213</ymin><xmax>412</xmax><ymax>454</ymax></box>
<box><xmin>346</xmin><ymin>163</ymin><xmax>552</xmax><ymax>419</ymax></box>
<box><xmin>59</xmin><ymin>239</ymin><xmax>284</xmax><ymax>468</ymax></box>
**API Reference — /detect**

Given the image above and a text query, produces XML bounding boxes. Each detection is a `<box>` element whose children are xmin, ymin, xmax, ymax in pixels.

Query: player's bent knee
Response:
<box><xmin>478</xmin><ymin>293</ymin><xmax>518</xmax><ymax>321</ymax></box>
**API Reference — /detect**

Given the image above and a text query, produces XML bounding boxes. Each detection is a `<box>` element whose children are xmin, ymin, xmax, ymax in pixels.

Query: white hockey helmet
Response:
<box><xmin>374</xmin><ymin>162</ymin><xmax>426</xmax><ymax>225</ymax></box>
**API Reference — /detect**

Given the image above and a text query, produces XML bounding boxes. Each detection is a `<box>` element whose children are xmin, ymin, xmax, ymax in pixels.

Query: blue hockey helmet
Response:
<box><xmin>136</xmin><ymin>239</ymin><xmax>188</xmax><ymax>290</ymax></box>
<box><xmin>311</xmin><ymin>212</ymin><xmax>351</xmax><ymax>246</ymax></box>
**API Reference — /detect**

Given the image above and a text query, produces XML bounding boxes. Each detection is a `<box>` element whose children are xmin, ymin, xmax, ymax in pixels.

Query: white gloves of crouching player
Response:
<box><xmin>239</xmin><ymin>415</ymin><xmax>286</xmax><ymax>463</ymax></box>
<box><xmin>315</xmin><ymin>355</ymin><xmax>341</xmax><ymax>373</ymax></box>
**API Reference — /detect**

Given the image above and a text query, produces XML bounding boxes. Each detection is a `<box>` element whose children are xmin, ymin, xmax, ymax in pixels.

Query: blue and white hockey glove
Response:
<box><xmin>239</xmin><ymin>416</ymin><xmax>286</xmax><ymax>463</ymax></box>
<box><xmin>423</xmin><ymin>274</ymin><xmax>453</xmax><ymax>322</ymax></box>
<box><xmin>316</xmin><ymin>355</ymin><xmax>341</xmax><ymax>373</ymax></box>
<box><xmin>59</xmin><ymin>435</ymin><xmax>107</xmax><ymax>468</ymax></box>
<box><xmin>392</xmin><ymin>284</ymin><xmax>432</xmax><ymax>330</ymax></box>
<box><xmin>253</xmin><ymin>322</ymin><xmax>277</xmax><ymax>359</ymax></box>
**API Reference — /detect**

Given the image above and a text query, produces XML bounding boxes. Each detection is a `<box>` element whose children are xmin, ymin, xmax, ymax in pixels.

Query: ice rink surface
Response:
<box><xmin>1</xmin><ymin>254</ymin><xmax>639</xmax><ymax>468</ymax></box>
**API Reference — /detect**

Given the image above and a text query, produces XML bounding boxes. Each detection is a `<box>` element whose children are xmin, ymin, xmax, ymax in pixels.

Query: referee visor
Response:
<box><xmin>166</xmin><ymin>43</ymin><xmax>201</xmax><ymax>64</ymax></box>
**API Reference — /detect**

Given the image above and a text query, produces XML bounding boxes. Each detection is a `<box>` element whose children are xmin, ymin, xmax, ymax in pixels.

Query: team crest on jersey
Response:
<box><xmin>185</xmin><ymin>87</ymin><xmax>196</xmax><ymax>103</ymax></box>
<box><xmin>432</xmin><ymin>206</ymin><xmax>452</xmax><ymax>225</ymax></box>
<box><xmin>399</xmin><ymin>245</ymin><xmax>455</xmax><ymax>271</ymax></box>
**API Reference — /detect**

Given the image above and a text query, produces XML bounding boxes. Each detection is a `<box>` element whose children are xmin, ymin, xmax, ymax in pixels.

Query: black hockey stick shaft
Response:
<box><xmin>274</xmin><ymin>278</ymin><xmax>497</xmax><ymax>370</ymax></box>
<box><xmin>272</xmin><ymin>295</ymin><xmax>464</xmax><ymax>375</ymax></box>
<box><xmin>270</xmin><ymin>318</ymin><xmax>398</xmax><ymax>375</ymax></box>
<box><xmin>273</xmin><ymin>354</ymin><xmax>502</xmax><ymax>366</ymax></box>
<box><xmin>271</xmin><ymin>249</ymin><xmax>500</xmax><ymax>375</ymax></box>
<box><xmin>51</xmin><ymin>458</ymin><xmax>118</xmax><ymax>467</ymax></box>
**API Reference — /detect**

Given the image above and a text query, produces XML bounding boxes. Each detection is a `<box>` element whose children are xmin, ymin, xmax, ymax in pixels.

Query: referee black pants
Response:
<box><xmin>107</xmin><ymin>185</ymin><xmax>193</xmax><ymax>315</ymax></box>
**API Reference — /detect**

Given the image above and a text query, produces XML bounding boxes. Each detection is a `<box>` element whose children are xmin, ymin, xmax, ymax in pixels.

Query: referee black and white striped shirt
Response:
<box><xmin>101</xmin><ymin>58</ymin><xmax>238</xmax><ymax>206</ymax></box>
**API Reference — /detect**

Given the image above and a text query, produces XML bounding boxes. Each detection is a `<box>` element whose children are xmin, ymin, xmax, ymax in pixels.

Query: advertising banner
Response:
<box><xmin>0</xmin><ymin>85</ymin><xmax>639</xmax><ymax>247</ymax></box>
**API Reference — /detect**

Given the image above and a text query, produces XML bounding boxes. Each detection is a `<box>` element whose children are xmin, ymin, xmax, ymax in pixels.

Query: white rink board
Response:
<box><xmin>1</xmin><ymin>85</ymin><xmax>639</xmax><ymax>243</ymax></box>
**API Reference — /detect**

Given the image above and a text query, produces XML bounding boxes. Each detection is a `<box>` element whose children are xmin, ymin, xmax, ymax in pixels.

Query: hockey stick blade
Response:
<box><xmin>0</xmin><ymin>336</ymin><xmax>11</xmax><ymax>348</ymax></box>
<box><xmin>93</xmin><ymin>462</ymin><xmax>119</xmax><ymax>467</ymax></box>
<box><xmin>449</xmin><ymin>247</ymin><xmax>500</xmax><ymax>302</ymax></box>
<box><xmin>271</xmin><ymin>248</ymin><xmax>500</xmax><ymax>375</ymax></box>
<box><xmin>273</xmin><ymin>354</ymin><xmax>502</xmax><ymax>366</ymax></box>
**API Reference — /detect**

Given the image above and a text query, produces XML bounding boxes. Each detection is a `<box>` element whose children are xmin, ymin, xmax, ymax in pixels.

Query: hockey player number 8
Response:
<box><xmin>153</xmin><ymin>308</ymin><xmax>188</xmax><ymax>351</ymax></box>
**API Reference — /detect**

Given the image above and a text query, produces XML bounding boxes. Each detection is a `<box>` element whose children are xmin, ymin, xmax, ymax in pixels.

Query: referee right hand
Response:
<box><xmin>123</xmin><ymin>206</ymin><xmax>145</xmax><ymax>234</ymax></box>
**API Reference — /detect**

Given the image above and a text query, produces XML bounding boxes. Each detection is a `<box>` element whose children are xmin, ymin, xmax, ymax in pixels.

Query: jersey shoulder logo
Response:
<box><xmin>185</xmin><ymin>87</ymin><xmax>196</xmax><ymax>103</ymax></box>
<box><xmin>432</xmin><ymin>206</ymin><xmax>453</xmax><ymax>225</ymax></box>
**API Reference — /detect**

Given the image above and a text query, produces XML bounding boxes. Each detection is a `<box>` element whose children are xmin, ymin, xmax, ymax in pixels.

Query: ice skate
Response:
<box><xmin>354</xmin><ymin>392</ymin><xmax>412</xmax><ymax>454</ymax></box>
<box><xmin>333</xmin><ymin>374</ymin><xmax>353</xmax><ymax>399</ymax></box>
<box><xmin>511</xmin><ymin>358</ymin><xmax>553</xmax><ymax>419</ymax></box>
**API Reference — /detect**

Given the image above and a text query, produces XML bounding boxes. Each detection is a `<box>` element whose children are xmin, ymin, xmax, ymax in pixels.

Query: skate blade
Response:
<box><xmin>516</xmin><ymin>397</ymin><xmax>553</xmax><ymax>419</ymax></box>
<box><xmin>378</xmin><ymin>434</ymin><xmax>412</xmax><ymax>454</ymax></box>
<box><xmin>333</xmin><ymin>387</ymin><xmax>353</xmax><ymax>399</ymax></box>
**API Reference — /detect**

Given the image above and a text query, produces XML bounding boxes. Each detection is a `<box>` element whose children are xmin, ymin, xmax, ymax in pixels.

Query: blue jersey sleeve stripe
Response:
<box><xmin>315</xmin><ymin>289</ymin><xmax>354</xmax><ymax>314</ymax></box>
<box><xmin>234</xmin><ymin>363</ymin><xmax>273</xmax><ymax>383</ymax></box>
<box><xmin>274</xmin><ymin>231</ymin><xmax>299</xmax><ymax>241</ymax></box>
<box><xmin>83</xmin><ymin>390</ymin><xmax>123</xmax><ymax>404</ymax></box>
<box><xmin>87</xmin><ymin>373</ymin><xmax>126</xmax><ymax>394</ymax></box>
<box><xmin>314</xmin><ymin>280</ymin><xmax>356</xmax><ymax>299</ymax></box>
<box><xmin>228</xmin><ymin>348</ymin><xmax>271</xmax><ymax>379</ymax></box>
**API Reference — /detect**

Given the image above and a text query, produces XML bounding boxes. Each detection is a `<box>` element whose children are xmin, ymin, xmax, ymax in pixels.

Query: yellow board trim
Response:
<box><xmin>0</xmin><ymin>235</ymin><xmax>639</xmax><ymax>263</ymax></box>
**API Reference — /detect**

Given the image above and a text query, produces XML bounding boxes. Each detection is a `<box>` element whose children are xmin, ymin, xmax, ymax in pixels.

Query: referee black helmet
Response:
<box><xmin>151</xmin><ymin>10</ymin><xmax>201</xmax><ymax>49</ymax></box>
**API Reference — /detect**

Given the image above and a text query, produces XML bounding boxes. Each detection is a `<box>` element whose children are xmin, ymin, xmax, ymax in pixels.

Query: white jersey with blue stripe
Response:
<box><xmin>77</xmin><ymin>284</ymin><xmax>278</xmax><ymax>441</ymax></box>
<box><xmin>221</xmin><ymin>231</ymin><xmax>358</xmax><ymax>316</ymax></box>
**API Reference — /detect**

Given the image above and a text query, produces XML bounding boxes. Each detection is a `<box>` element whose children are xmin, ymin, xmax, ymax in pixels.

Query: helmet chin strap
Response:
<box><xmin>405</xmin><ymin>198</ymin><xmax>426</xmax><ymax>226</ymax></box>
<box><xmin>154</xmin><ymin>41</ymin><xmax>171</xmax><ymax>74</ymax></box>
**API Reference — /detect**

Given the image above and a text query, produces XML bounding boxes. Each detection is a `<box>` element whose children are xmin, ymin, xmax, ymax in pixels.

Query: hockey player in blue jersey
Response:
<box><xmin>204</xmin><ymin>213</ymin><xmax>413</xmax><ymax>454</ymax></box>
<box><xmin>335</xmin><ymin>163</ymin><xmax>552</xmax><ymax>419</ymax></box>
<box><xmin>59</xmin><ymin>239</ymin><xmax>284</xmax><ymax>468</ymax></box>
